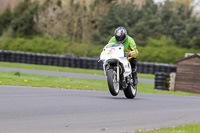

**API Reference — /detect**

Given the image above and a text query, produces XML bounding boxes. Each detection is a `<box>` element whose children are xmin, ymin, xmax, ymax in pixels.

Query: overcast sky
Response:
<box><xmin>154</xmin><ymin>0</ymin><xmax>200</xmax><ymax>11</ymax></box>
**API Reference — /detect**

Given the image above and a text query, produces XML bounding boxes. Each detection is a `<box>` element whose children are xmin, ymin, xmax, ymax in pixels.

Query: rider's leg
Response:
<box><xmin>129</xmin><ymin>58</ymin><xmax>138</xmax><ymax>86</ymax></box>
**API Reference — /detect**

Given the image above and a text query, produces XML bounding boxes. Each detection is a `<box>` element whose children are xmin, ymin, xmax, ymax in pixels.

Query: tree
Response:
<box><xmin>94</xmin><ymin>1</ymin><xmax>140</xmax><ymax>44</ymax></box>
<box><xmin>11</xmin><ymin>0</ymin><xmax>39</xmax><ymax>37</ymax></box>
<box><xmin>0</xmin><ymin>6</ymin><xmax>13</xmax><ymax>35</ymax></box>
<box><xmin>174</xmin><ymin>0</ymin><xmax>194</xmax><ymax>20</ymax></box>
<box><xmin>133</xmin><ymin>0</ymin><xmax>160</xmax><ymax>46</ymax></box>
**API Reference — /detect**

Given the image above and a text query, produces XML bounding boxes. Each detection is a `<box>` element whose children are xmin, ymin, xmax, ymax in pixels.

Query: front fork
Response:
<box><xmin>116</xmin><ymin>62</ymin><xmax>128</xmax><ymax>89</ymax></box>
<box><xmin>106</xmin><ymin>62</ymin><xmax>133</xmax><ymax>90</ymax></box>
<box><xmin>106</xmin><ymin>63</ymin><xmax>124</xmax><ymax>87</ymax></box>
<box><xmin>116</xmin><ymin>63</ymin><xmax>120</xmax><ymax>83</ymax></box>
<box><xmin>106</xmin><ymin>62</ymin><xmax>120</xmax><ymax>83</ymax></box>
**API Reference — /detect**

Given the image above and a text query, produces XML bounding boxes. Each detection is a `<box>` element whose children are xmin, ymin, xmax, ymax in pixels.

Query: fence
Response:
<box><xmin>0</xmin><ymin>50</ymin><xmax>176</xmax><ymax>74</ymax></box>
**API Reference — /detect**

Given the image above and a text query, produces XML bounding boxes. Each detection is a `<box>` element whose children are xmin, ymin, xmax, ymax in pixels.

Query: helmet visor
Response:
<box><xmin>116</xmin><ymin>34</ymin><xmax>126</xmax><ymax>43</ymax></box>
<box><xmin>116</xmin><ymin>35</ymin><xmax>125</xmax><ymax>41</ymax></box>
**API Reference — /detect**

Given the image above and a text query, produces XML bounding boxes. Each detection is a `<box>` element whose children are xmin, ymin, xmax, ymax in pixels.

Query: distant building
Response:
<box><xmin>185</xmin><ymin>53</ymin><xmax>200</xmax><ymax>57</ymax></box>
<box><xmin>175</xmin><ymin>54</ymin><xmax>200</xmax><ymax>93</ymax></box>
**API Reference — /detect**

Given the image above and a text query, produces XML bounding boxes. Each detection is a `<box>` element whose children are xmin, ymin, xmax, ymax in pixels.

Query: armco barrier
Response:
<box><xmin>0</xmin><ymin>50</ymin><xmax>176</xmax><ymax>73</ymax></box>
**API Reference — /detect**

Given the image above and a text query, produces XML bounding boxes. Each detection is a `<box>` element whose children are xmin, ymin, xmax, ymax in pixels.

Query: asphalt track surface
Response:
<box><xmin>0</xmin><ymin>85</ymin><xmax>200</xmax><ymax>133</ymax></box>
<box><xmin>0</xmin><ymin>67</ymin><xmax>154</xmax><ymax>84</ymax></box>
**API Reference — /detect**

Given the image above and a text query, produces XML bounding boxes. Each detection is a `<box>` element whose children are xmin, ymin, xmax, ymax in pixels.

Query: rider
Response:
<box><xmin>108</xmin><ymin>26</ymin><xmax>138</xmax><ymax>86</ymax></box>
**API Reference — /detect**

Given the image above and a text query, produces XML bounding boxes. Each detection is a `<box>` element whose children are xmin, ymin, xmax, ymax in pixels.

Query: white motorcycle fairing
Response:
<box><xmin>100</xmin><ymin>43</ymin><xmax>132</xmax><ymax>78</ymax></box>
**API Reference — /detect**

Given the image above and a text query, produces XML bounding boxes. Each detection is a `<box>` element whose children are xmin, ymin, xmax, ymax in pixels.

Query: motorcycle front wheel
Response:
<box><xmin>107</xmin><ymin>69</ymin><xmax>120</xmax><ymax>96</ymax></box>
<box><xmin>124</xmin><ymin>84</ymin><xmax>137</xmax><ymax>99</ymax></box>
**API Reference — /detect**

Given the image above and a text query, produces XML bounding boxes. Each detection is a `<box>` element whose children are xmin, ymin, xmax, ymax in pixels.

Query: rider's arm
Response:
<box><xmin>129</xmin><ymin>38</ymin><xmax>138</xmax><ymax>58</ymax></box>
<box><xmin>108</xmin><ymin>36</ymin><xmax>116</xmax><ymax>43</ymax></box>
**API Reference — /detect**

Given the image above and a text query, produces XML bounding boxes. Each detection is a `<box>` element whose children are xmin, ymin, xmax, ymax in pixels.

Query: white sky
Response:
<box><xmin>154</xmin><ymin>0</ymin><xmax>200</xmax><ymax>11</ymax></box>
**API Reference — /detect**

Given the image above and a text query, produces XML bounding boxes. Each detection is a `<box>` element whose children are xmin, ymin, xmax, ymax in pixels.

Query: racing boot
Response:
<box><xmin>132</xmin><ymin>71</ymin><xmax>138</xmax><ymax>86</ymax></box>
<box><xmin>129</xmin><ymin>58</ymin><xmax>138</xmax><ymax>86</ymax></box>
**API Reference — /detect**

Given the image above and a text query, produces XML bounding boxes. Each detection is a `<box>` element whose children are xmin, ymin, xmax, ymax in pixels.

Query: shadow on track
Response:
<box><xmin>94</xmin><ymin>96</ymin><xmax>149</xmax><ymax>101</ymax></box>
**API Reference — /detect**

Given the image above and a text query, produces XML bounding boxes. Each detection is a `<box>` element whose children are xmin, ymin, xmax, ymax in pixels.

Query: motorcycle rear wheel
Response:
<box><xmin>124</xmin><ymin>84</ymin><xmax>137</xmax><ymax>99</ymax></box>
<box><xmin>107</xmin><ymin>69</ymin><xmax>119</xmax><ymax>96</ymax></box>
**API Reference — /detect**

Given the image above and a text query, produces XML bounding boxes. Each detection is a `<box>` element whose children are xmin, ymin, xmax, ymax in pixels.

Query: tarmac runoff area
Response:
<box><xmin>0</xmin><ymin>85</ymin><xmax>200</xmax><ymax>133</ymax></box>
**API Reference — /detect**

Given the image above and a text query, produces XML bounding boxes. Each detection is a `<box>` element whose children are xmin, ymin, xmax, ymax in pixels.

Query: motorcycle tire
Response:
<box><xmin>107</xmin><ymin>69</ymin><xmax>119</xmax><ymax>96</ymax></box>
<box><xmin>124</xmin><ymin>84</ymin><xmax>137</xmax><ymax>99</ymax></box>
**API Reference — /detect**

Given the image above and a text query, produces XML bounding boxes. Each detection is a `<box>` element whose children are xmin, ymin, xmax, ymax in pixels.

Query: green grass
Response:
<box><xmin>0</xmin><ymin>62</ymin><xmax>155</xmax><ymax>79</ymax></box>
<box><xmin>0</xmin><ymin>71</ymin><xmax>199</xmax><ymax>96</ymax></box>
<box><xmin>0</xmin><ymin>61</ymin><xmax>104</xmax><ymax>75</ymax></box>
<box><xmin>139</xmin><ymin>84</ymin><xmax>200</xmax><ymax>96</ymax></box>
<box><xmin>135</xmin><ymin>123</ymin><xmax>200</xmax><ymax>133</ymax></box>
<box><xmin>0</xmin><ymin>71</ymin><xmax>107</xmax><ymax>91</ymax></box>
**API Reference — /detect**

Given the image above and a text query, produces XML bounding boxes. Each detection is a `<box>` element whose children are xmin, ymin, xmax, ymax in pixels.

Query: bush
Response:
<box><xmin>0</xmin><ymin>36</ymin><xmax>104</xmax><ymax>57</ymax></box>
<box><xmin>137</xmin><ymin>45</ymin><xmax>200</xmax><ymax>64</ymax></box>
<box><xmin>0</xmin><ymin>36</ymin><xmax>199</xmax><ymax>64</ymax></box>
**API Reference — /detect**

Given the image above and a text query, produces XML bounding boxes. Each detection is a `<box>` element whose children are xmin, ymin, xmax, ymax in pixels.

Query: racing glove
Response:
<box><xmin>130</xmin><ymin>49</ymin><xmax>138</xmax><ymax>58</ymax></box>
<box><xmin>124</xmin><ymin>52</ymin><xmax>131</xmax><ymax>57</ymax></box>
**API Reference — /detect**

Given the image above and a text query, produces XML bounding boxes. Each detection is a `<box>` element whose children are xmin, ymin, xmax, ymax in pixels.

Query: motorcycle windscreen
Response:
<box><xmin>100</xmin><ymin>43</ymin><xmax>124</xmax><ymax>60</ymax></box>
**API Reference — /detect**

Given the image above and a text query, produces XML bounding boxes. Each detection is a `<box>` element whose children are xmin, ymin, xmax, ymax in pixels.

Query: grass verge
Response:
<box><xmin>0</xmin><ymin>71</ymin><xmax>199</xmax><ymax>96</ymax></box>
<box><xmin>0</xmin><ymin>71</ymin><xmax>107</xmax><ymax>91</ymax></box>
<box><xmin>135</xmin><ymin>123</ymin><xmax>200</xmax><ymax>133</ymax></box>
<box><xmin>0</xmin><ymin>62</ymin><xmax>155</xmax><ymax>79</ymax></box>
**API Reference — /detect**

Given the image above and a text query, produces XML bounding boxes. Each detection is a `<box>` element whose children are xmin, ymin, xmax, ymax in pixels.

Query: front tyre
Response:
<box><xmin>107</xmin><ymin>69</ymin><xmax>119</xmax><ymax>96</ymax></box>
<box><xmin>124</xmin><ymin>84</ymin><xmax>137</xmax><ymax>99</ymax></box>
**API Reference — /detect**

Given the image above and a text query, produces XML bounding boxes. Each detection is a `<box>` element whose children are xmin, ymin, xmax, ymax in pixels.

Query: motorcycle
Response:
<box><xmin>99</xmin><ymin>43</ymin><xmax>137</xmax><ymax>99</ymax></box>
